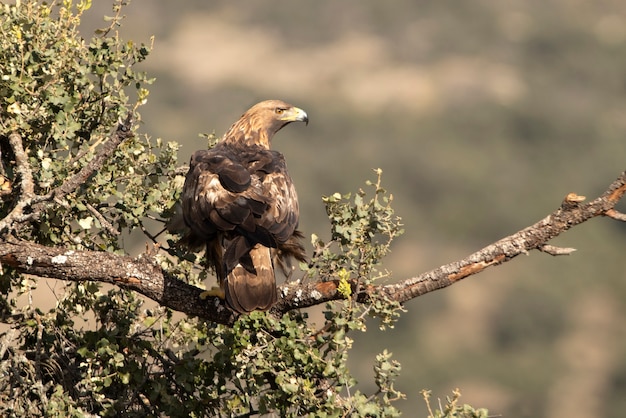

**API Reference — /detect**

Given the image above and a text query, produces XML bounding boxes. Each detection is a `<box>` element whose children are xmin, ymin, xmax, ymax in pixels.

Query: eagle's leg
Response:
<box><xmin>200</xmin><ymin>286</ymin><xmax>225</xmax><ymax>300</ymax></box>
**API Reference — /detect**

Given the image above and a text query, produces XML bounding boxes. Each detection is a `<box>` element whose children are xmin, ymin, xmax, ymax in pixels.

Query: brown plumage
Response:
<box><xmin>179</xmin><ymin>100</ymin><xmax>308</xmax><ymax>313</ymax></box>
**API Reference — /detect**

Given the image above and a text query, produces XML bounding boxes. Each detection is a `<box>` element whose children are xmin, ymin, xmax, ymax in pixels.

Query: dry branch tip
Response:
<box><xmin>604</xmin><ymin>208</ymin><xmax>626</xmax><ymax>222</ymax></box>
<box><xmin>538</xmin><ymin>244</ymin><xmax>577</xmax><ymax>256</ymax></box>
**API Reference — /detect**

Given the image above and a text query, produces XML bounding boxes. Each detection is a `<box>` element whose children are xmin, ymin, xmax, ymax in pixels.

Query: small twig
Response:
<box><xmin>49</xmin><ymin>113</ymin><xmax>134</xmax><ymax>202</ymax></box>
<box><xmin>138</xmin><ymin>220</ymin><xmax>161</xmax><ymax>244</ymax></box>
<box><xmin>86</xmin><ymin>203</ymin><xmax>120</xmax><ymax>236</ymax></box>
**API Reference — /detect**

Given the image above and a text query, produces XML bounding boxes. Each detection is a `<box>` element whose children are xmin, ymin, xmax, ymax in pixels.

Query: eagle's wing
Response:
<box><xmin>253</xmin><ymin>150</ymin><xmax>300</xmax><ymax>242</ymax></box>
<box><xmin>181</xmin><ymin>145</ymin><xmax>299</xmax><ymax>275</ymax></box>
<box><xmin>183</xmin><ymin>148</ymin><xmax>260</xmax><ymax>235</ymax></box>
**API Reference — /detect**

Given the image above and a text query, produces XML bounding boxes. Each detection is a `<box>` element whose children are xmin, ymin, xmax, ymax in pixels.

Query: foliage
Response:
<box><xmin>0</xmin><ymin>2</ymin><xmax>488</xmax><ymax>417</ymax></box>
<box><xmin>311</xmin><ymin>168</ymin><xmax>403</xmax><ymax>281</ymax></box>
<box><xmin>0</xmin><ymin>0</ymin><xmax>171</xmax><ymax>253</ymax></box>
<box><xmin>308</xmin><ymin>168</ymin><xmax>406</xmax><ymax>329</ymax></box>
<box><xmin>421</xmin><ymin>389</ymin><xmax>490</xmax><ymax>418</ymax></box>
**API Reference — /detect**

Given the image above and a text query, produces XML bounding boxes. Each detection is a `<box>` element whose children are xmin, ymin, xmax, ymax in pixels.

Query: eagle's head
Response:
<box><xmin>223</xmin><ymin>99</ymin><xmax>308</xmax><ymax>148</ymax></box>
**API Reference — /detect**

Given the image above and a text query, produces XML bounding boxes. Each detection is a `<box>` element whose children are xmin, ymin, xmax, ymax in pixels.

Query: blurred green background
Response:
<box><xmin>84</xmin><ymin>1</ymin><xmax>626</xmax><ymax>416</ymax></box>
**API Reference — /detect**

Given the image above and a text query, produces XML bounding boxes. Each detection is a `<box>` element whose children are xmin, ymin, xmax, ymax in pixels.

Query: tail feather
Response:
<box><xmin>224</xmin><ymin>244</ymin><xmax>277</xmax><ymax>313</ymax></box>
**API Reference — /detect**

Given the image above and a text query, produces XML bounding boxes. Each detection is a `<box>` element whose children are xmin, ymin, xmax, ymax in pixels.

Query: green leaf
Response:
<box><xmin>78</xmin><ymin>216</ymin><xmax>93</xmax><ymax>229</ymax></box>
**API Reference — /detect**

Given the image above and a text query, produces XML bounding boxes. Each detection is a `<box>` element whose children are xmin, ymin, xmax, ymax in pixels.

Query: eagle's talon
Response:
<box><xmin>200</xmin><ymin>286</ymin><xmax>225</xmax><ymax>300</ymax></box>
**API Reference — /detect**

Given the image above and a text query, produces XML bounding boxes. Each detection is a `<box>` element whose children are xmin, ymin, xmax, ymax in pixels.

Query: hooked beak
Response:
<box><xmin>282</xmin><ymin>106</ymin><xmax>309</xmax><ymax>126</ymax></box>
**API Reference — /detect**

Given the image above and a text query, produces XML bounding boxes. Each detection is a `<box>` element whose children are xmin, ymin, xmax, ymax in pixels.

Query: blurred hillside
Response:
<box><xmin>83</xmin><ymin>1</ymin><xmax>626</xmax><ymax>416</ymax></box>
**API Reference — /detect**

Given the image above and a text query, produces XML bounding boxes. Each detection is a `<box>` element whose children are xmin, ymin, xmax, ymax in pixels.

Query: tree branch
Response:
<box><xmin>274</xmin><ymin>171</ymin><xmax>626</xmax><ymax>310</ymax></box>
<box><xmin>0</xmin><ymin>238</ymin><xmax>236</xmax><ymax>324</ymax></box>
<box><xmin>48</xmin><ymin>113</ymin><xmax>134</xmax><ymax>203</ymax></box>
<box><xmin>0</xmin><ymin>114</ymin><xmax>134</xmax><ymax>233</ymax></box>
<box><xmin>0</xmin><ymin>133</ymin><xmax>36</xmax><ymax>231</ymax></box>
<box><xmin>1</xmin><ymin>170</ymin><xmax>625</xmax><ymax>326</ymax></box>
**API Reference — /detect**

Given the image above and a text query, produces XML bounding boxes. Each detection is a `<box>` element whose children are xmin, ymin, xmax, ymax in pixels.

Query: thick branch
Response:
<box><xmin>0</xmin><ymin>170</ymin><xmax>625</xmax><ymax>325</ymax></box>
<box><xmin>0</xmin><ymin>133</ymin><xmax>35</xmax><ymax>231</ymax></box>
<box><xmin>0</xmin><ymin>239</ymin><xmax>236</xmax><ymax>324</ymax></box>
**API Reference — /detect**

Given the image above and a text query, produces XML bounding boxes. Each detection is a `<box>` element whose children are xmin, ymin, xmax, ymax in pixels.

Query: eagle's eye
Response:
<box><xmin>275</xmin><ymin>108</ymin><xmax>285</xmax><ymax>115</ymax></box>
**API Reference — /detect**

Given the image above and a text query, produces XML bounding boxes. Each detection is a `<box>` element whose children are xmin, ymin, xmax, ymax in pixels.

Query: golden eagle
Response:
<box><xmin>179</xmin><ymin>100</ymin><xmax>308</xmax><ymax>313</ymax></box>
